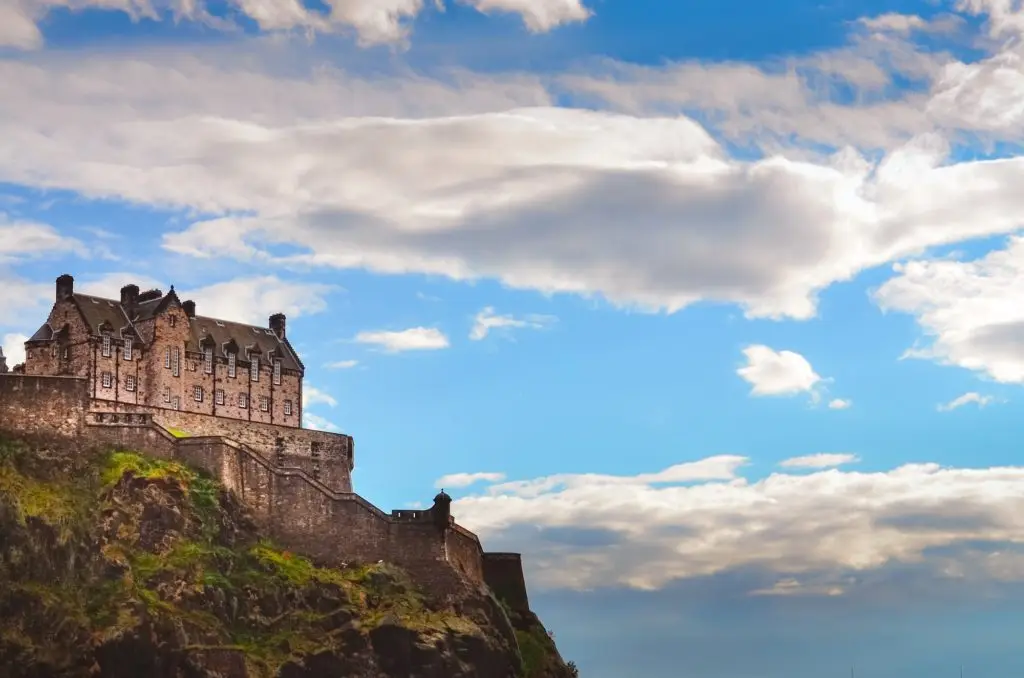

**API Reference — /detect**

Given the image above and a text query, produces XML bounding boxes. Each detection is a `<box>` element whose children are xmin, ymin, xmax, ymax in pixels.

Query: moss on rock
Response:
<box><xmin>0</xmin><ymin>433</ymin><xmax>577</xmax><ymax>678</ymax></box>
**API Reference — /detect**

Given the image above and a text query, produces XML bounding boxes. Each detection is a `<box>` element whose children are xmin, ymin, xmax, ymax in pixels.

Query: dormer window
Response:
<box><xmin>228</xmin><ymin>352</ymin><xmax>236</xmax><ymax>378</ymax></box>
<box><xmin>273</xmin><ymin>359</ymin><xmax>281</xmax><ymax>385</ymax></box>
<box><xmin>251</xmin><ymin>357</ymin><xmax>259</xmax><ymax>382</ymax></box>
<box><xmin>101</xmin><ymin>333</ymin><xmax>111</xmax><ymax>358</ymax></box>
<box><xmin>204</xmin><ymin>347</ymin><xmax>213</xmax><ymax>374</ymax></box>
<box><xmin>123</xmin><ymin>337</ymin><xmax>133</xmax><ymax>361</ymax></box>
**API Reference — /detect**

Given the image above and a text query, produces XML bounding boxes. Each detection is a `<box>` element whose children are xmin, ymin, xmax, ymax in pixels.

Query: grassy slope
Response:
<box><xmin>0</xmin><ymin>434</ymin><xmax>534</xmax><ymax>677</ymax></box>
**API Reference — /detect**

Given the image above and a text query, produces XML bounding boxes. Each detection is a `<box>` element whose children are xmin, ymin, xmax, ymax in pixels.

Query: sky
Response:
<box><xmin>4</xmin><ymin>0</ymin><xmax>1024</xmax><ymax>675</ymax></box>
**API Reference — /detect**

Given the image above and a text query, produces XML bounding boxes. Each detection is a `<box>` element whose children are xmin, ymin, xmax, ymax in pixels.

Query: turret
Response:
<box><xmin>270</xmin><ymin>313</ymin><xmax>286</xmax><ymax>340</ymax></box>
<box><xmin>0</xmin><ymin>347</ymin><xmax>7</xmax><ymax>374</ymax></box>
<box><xmin>431</xmin><ymin>489</ymin><xmax>452</xmax><ymax>530</ymax></box>
<box><xmin>55</xmin><ymin>274</ymin><xmax>74</xmax><ymax>301</ymax></box>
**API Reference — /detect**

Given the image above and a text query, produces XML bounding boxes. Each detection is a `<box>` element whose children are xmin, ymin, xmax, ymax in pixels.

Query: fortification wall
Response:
<box><xmin>91</xmin><ymin>400</ymin><xmax>353</xmax><ymax>492</ymax></box>
<box><xmin>447</xmin><ymin>524</ymin><xmax>485</xmax><ymax>583</ymax></box>
<box><xmin>482</xmin><ymin>553</ymin><xmax>530</xmax><ymax>611</ymax></box>
<box><xmin>0</xmin><ymin>375</ymin><xmax>88</xmax><ymax>436</ymax></box>
<box><xmin>0</xmin><ymin>374</ymin><xmax>489</xmax><ymax>597</ymax></box>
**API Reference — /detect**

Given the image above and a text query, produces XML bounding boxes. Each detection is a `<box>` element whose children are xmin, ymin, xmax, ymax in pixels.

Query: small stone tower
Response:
<box><xmin>432</xmin><ymin>489</ymin><xmax>452</xmax><ymax>530</ymax></box>
<box><xmin>0</xmin><ymin>347</ymin><xmax>7</xmax><ymax>374</ymax></box>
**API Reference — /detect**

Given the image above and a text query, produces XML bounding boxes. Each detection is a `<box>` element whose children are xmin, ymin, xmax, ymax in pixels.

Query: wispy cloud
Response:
<box><xmin>325</xmin><ymin>359</ymin><xmax>359</xmax><ymax>370</ymax></box>
<box><xmin>469</xmin><ymin>306</ymin><xmax>556</xmax><ymax>341</ymax></box>
<box><xmin>937</xmin><ymin>392</ymin><xmax>996</xmax><ymax>412</ymax></box>
<box><xmin>827</xmin><ymin>398</ymin><xmax>852</xmax><ymax>410</ymax></box>
<box><xmin>435</xmin><ymin>472</ymin><xmax>507</xmax><ymax>489</ymax></box>
<box><xmin>779</xmin><ymin>453</ymin><xmax>860</xmax><ymax>469</ymax></box>
<box><xmin>355</xmin><ymin>327</ymin><xmax>450</xmax><ymax>352</ymax></box>
<box><xmin>303</xmin><ymin>412</ymin><xmax>341</xmax><ymax>432</ymax></box>
<box><xmin>304</xmin><ymin>385</ymin><xmax>337</xmax><ymax>408</ymax></box>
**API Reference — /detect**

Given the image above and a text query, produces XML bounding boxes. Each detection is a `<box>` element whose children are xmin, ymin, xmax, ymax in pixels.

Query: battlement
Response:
<box><xmin>0</xmin><ymin>374</ymin><xmax>527</xmax><ymax>603</ymax></box>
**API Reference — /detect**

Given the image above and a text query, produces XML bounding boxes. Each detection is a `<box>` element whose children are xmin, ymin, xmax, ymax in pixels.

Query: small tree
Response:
<box><xmin>566</xmin><ymin>660</ymin><xmax>579</xmax><ymax>677</ymax></box>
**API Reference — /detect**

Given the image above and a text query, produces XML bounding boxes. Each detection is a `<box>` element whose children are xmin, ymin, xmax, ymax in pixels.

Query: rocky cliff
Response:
<box><xmin>0</xmin><ymin>433</ymin><xmax>578</xmax><ymax>678</ymax></box>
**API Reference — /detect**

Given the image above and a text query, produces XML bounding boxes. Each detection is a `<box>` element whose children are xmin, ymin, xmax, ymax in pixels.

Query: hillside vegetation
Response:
<box><xmin>0</xmin><ymin>432</ymin><xmax>577</xmax><ymax>678</ymax></box>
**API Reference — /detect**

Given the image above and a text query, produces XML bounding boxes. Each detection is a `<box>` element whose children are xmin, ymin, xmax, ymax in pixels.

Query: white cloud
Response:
<box><xmin>828</xmin><ymin>398</ymin><xmax>852</xmax><ymax>410</ymax></box>
<box><xmin>304</xmin><ymin>385</ymin><xmax>337</xmax><ymax>408</ymax></box>
<box><xmin>874</xmin><ymin>237</ymin><xmax>1024</xmax><ymax>383</ymax></box>
<box><xmin>463</xmin><ymin>0</ymin><xmax>591</xmax><ymax>33</ymax></box>
<box><xmin>303</xmin><ymin>412</ymin><xmax>341</xmax><ymax>432</ymax></box>
<box><xmin>355</xmin><ymin>327</ymin><xmax>449</xmax><ymax>352</ymax></box>
<box><xmin>469</xmin><ymin>306</ymin><xmax>555</xmax><ymax>340</ymax></box>
<box><xmin>938</xmin><ymin>392</ymin><xmax>996</xmax><ymax>412</ymax></box>
<box><xmin>858</xmin><ymin>13</ymin><xmax>929</xmax><ymax>33</ymax></box>
<box><xmin>2</xmin><ymin>333</ymin><xmax>28</xmax><ymax>367</ymax></box>
<box><xmin>451</xmin><ymin>458</ymin><xmax>1024</xmax><ymax>592</ymax></box>
<box><xmin>435</xmin><ymin>471</ymin><xmax>507</xmax><ymax>488</ymax></box>
<box><xmin>4</xmin><ymin>41</ymin><xmax>1024</xmax><ymax>321</ymax></box>
<box><xmin>325</xmin><ymin>359</ymin><xmax>359</xmax><ymax>369</ymax></box>
<box><xmin>737</xmin><ymin>345</ymin><xmax>823</xmax><ymax>398</ymax></box>
<box><xmin>779</xmin><ymin>453</ymin><xmax>860</xmax><ymax>469</ymax></box>
<box><xmin>0</xmin><ymin>0</ymin><xmax>589</xmax><ymax>51</ymax></box>
<box><xmin>0</xmin><ymin>215</ymin><xmax>85</xmax><ymax>262</ymax></box>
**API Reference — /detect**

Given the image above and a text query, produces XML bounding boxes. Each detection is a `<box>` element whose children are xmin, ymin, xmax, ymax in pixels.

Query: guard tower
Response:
<box><xmin>0</xmin><ymin>347</ymin><xmax>7</xmax><ymax>374</ymax></box>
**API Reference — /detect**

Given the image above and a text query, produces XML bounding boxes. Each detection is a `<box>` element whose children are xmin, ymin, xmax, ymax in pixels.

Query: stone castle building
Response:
<box><xmin>0</xmin><ymin>274</ymin><xmax>530</xmax><ymax>610</ymax></box>
<box><xmin>0</xmin><ymin>347</ymin><xmax>7</xmax><ymax>374</ymax></box>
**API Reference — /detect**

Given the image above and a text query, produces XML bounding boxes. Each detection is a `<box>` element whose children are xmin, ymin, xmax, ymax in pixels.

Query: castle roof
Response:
<box><xmin>188</xmin><ymin>315</ymin><xmax>302</xmax><ymax>372</ymax></box>
<box><xmin>31</xmin><ymin>285</ymin><xmax>303</xmax><ymax>373</ymax></box>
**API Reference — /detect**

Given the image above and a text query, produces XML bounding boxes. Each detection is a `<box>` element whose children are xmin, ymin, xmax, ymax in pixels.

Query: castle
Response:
<box><xmin>0</xmin><ymin>274</ymin><xmax>530</xmax><ymax>610</ymax></box>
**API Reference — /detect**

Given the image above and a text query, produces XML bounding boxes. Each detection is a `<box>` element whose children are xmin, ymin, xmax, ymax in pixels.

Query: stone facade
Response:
<box><xmin>0</xmin><ymin>348</ymin><xmax>7</xmax><ymax>374</ymax></box>
<box><xmin>0</xmin><ymin>374</ymin><xmax>528</xmax><ymax>606</ymax></box>
<box><xmin>24</xmin><ymin>275</ymin><xmax>304</xmax><ymax>431</ymax></box>
<box><xmin>4</xmin><ymin>275</ymin><xmax>531</xmax><ymax>606</ymax></box>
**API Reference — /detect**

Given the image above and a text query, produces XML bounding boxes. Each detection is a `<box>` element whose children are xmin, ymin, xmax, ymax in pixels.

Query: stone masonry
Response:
<box><xmin>1</xmin><ymin>277</ymin><xmax>533</xmax><ymax>611</ymax></box>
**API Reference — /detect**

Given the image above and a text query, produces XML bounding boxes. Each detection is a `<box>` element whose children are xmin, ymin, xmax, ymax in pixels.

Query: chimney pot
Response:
<box><xmin>120</xmin><ymin>284</ymin><xmax>140</xmax><ymax>307</ymax></box>
<box><xmin>269</xmin><ymin>313</ymin><xmax>287</xmax><ymax>340</ymax></box>
<box><xmin>55</xmin><ymin>274</ymin><xmax>74</xmax><ymax>301</ymax></box>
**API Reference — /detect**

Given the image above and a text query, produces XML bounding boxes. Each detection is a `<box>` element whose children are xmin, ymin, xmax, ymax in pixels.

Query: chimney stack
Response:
<box><xmin>120</xmin><ymin>284</ymin><xmax>140</xmax><ymax>308</ymax></box>
<box><xmin>269</xmin><ymin>313</ymin><xmax>287</xmax><ymax>340</ymax></box>
<box><xmin>55</xmin><ymin>274</ymin><xmax>74</xmax><ymax>301</ymax></box>
<box><xmin>182</xmin><ymin>300</ymin><xmax>196</xmax><ymax>319</ymax></box>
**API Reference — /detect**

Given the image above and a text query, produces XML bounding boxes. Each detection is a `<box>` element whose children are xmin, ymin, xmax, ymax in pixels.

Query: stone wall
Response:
<box><xmin>447</xmin><ymin>524</ymin><xmax>485</xmax><ymax>584</ymax></box>
<box><xmin>0</xmin><ymin>375</ymin><xmax>88</xmax><ymax>436</ymax></box>
<box><xmin>0</xmin><ymin>374</ymin><xmax>493</xmax><ymax>596</ymax></box>
<box><xmin>91</xmin><ymin>402</ymin><xmax>353</xmax><ymax>493</ymax></box>
<box><xmin>482</xmin><ymin>553</ymin><xmax>530</xmax><ymax>612</ymax></box>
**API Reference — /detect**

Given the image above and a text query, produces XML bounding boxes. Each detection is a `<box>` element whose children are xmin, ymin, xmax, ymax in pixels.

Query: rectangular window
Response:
<box><xmin>101</xmin><ymin>372</ymin><xmax>112</xmax><ymax>388</ymax></box>
<box><xmin>164</xmin><ymin>347</ymin><xmax>171</xmax><ymax>369</ymax></box>
<box><xmin>284</xmin><ymin>399</ymin><xmax>293</xmax><ymax>416</ymax></box>
<box><xmin>273</xmin><ymin>360</ymin><xmax>282</xmax><ymax>385</ymax></box>
<box><xmin>169</xmin><ymin>315</ymin><xmax>176</xmax><ymax>328</ymax></box>
<box><xmin>193</xmin><ymin>385</ymin><xmax>203</xmax><ymax>402</ymax></box>
<box><xmin>172</xmin><ymin>396</ymin><xmax>180</xmax><ymax>411</ymax></box>
<box><xmin>123</xmin><ymin>337</ymin><xmax>133</xmax><ymax>361</ymax></box>
<box><xmin>204</xmin><ymin>347</ymin><xmax>213</xmax><ymax>374</ymax></box>
<box><xmin>101</xmin><ymin>334</ymin><xmax>111</xmax><ymax>357</ymax></box>
<box><xmin>251</xmin><ymin>357</ymin><xmax>259</xmax><ymax>382</ymax></box>
<box><xmin>228</xmin><ymin>353</ymin><xmax>236</xmax><ymax>378</ymax></box>
<box><xmin>259</xmin><ymin>396</ymin><xmax>270</xmax><ymax>412</ymax></box>
<box><xmin>172</xmin><ymin>347</ymin><xmax>180</xmax><ymax>377</ymax></box>
<box><xmin>163</xmin><ymin>387</ymin><xmax>170</xmax><ymax>403</ymax></box>
<box><xmin>125</xmin><ymin>375</ymin><xmax>136</xmax><ymax>392</ymax></box>
<box><xmin>238</xmin><ymin>393</ymin><xmax>248</xmax><ymax>409</ymax></box>
<box><xmin>215</xmin><ymin>389</ymin><xmax>225</xmax><ymax>405</ymax></box>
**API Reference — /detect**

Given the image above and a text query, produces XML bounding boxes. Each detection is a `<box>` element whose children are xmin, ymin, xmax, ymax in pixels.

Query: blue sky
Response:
<box><xmin>5</xmin><ymin>0</ymin><xmax>1024</xmax><ymax>675</ymax></box>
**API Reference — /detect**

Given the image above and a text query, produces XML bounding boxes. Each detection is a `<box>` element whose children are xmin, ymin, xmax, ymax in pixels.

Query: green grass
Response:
<box><xmin>165</xmin><ymin>427</ymin><xmax>191</xmax><ymax>438</ymax></box>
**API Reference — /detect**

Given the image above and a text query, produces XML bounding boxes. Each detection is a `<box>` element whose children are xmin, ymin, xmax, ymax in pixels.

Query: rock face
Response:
<box><xmin>0</xmin><ymin>433</ymin><xmax>579</xmax><ymax>678</ymax></box>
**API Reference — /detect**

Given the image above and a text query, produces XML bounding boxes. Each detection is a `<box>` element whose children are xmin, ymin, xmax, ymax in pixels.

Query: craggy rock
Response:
<box><xmin>0</xmin><ymin>434</ymin><xmax>578</xmax><ymax>678</ymax></box>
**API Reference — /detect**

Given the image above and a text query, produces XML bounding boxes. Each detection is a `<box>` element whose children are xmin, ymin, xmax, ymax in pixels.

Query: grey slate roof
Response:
<box><xmin>188</xmin><ymin>315</ymin><xmax>302</xmax><ymax>372</ymax></box>
<box><xmin>37</xmin><ymin>290</ymin><xmax>303</xmax><ymax>373</ymax></box>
